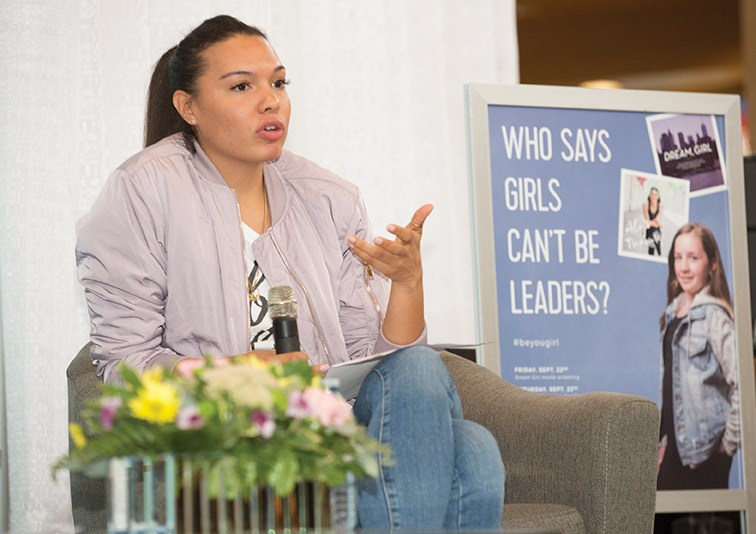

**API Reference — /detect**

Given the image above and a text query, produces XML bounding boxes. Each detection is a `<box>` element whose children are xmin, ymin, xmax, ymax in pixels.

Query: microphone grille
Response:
<box><xmin>268</xmin><ymin>285</ymin><xmax>297</xmax><ymax>318</ymax></box>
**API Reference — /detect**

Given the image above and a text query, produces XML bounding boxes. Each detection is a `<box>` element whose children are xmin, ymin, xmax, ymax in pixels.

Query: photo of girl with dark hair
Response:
<box><xmin>657</xmin><ymin>223</ymin><xmax>739</xmax><ymax>490</ymax></box>
<box><xmin>643</xmin><ymin>187</ymin><xmax>663</xmax><ymax>256</ymax></box>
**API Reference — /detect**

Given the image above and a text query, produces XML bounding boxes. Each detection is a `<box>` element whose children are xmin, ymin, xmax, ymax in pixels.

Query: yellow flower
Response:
<box><xmin>69</xmin><ymin>423</ymin><xmax>87</xmax><ymax>449</ymax></box>
<box><xmin>128</xmin><ymin>369</ymin><xmax>180</xmax><ymax>424</ymax></box>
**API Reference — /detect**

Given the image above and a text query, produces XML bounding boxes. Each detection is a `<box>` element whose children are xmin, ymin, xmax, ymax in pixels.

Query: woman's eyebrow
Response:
<box><xmin>219</xmin><ymin>70</ymin><xmax>256</xmax><ymax>80</ymax></box>
<box><xmin>219</xmin><ymin>65</ymin><xmax>285</xmax><ymax>80</ymax></box>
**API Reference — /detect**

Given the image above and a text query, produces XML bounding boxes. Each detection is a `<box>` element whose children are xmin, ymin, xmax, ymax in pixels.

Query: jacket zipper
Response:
<box><xmin>269</xmin><ymin>229</ymin><xmax>332</xmax><ymax>360</ymax></box>
<box><xmin>233</xmin><ymin>192</ymin><xmax>252</xmax><ymax>349</ymax></box>
<box><xmin>363</xmin><ymin>263</ymin><xmax>383</xmax><ymax>327</ymax></box>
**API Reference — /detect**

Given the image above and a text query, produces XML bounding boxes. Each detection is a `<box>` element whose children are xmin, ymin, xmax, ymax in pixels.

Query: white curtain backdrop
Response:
<box><xmin>0</xmin><ymin>1</ymin><xmax>517</xmax><ymax>530</ymax></box>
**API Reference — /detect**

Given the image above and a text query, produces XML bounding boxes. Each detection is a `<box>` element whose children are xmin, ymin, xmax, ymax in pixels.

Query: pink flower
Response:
<box><xmin>175</xmin><ymin>358</ymin><xmax>206</xmax><ymax>378</ymax></box>
<box><xmin>286</xmin><ymin>390</ymin><xmax>311</xmax><ymax>419</ymax></box>
<box><xmin>302</xmin><ymin>388</ymin><xmax>353</xmax><ymax>427</ymax></box>
<box><xmin>100</xmin><ymin>397</ymin><xmax>122</xmax><ymax>431</ymax></box>
<box><xmin>175</xmin><ymin>357</ymin><xmax>230</xmax><ymax>378</ymax></box>
<box><xmin>176</xmin><ymin>405</ymin><xmax>205</xmax><ymax>430</ymax></box>
<box><xmin>252</xmin><ymin>411</ymin><xmax>276</xmax><ymax>438</ymax></box>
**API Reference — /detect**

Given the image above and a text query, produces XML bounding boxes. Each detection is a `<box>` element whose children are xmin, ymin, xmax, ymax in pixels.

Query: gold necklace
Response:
<box><xmin>261</xmin><ymin>179</ymin><xmax>268</xmax><ymax>233</ymax></box>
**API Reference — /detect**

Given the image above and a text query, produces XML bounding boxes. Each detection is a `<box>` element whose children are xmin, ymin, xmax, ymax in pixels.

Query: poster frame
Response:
<box><xmin>465</xmin><ymin>83</ymin><xmax>756</xmax><ymax>522</ymax></box>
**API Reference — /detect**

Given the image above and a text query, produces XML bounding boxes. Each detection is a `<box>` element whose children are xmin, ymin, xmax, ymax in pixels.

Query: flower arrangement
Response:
<box><xmin>55</xmin><ymin>356</ymin><xmax>387</xmax><ymax>496</ymax></box>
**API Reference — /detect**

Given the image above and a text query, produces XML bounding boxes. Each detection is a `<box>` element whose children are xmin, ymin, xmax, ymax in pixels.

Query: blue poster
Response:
<box><xmin>485</xmin><ymin>104</ymin><xmax>743</xmax><ymax>490</ymax></box>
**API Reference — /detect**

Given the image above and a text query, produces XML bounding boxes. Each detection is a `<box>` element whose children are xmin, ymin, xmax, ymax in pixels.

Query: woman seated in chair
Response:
<box><xmin>76</xmin><ymin>14</ymin><xmax>504</xmax><ymax>530</ymax></box>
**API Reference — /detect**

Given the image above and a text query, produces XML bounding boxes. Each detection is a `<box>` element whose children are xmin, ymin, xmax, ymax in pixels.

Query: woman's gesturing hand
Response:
<box><xmin>347</xmin><ymin>204</ymin><xmax>433</xmax><ymax>287</ymax></box>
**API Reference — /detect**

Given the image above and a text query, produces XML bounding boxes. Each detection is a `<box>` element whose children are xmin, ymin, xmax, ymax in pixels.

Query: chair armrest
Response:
<box><xmin>440</xmin><ymin>351</ymin><xmax>660</xmax><ymax>534</ymax></box>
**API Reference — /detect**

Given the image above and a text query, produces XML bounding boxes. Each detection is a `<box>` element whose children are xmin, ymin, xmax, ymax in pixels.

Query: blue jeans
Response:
<box><xmin>353</xmin><ymin>346</ymin><xmax>505</xmax><ymax>529</ymax></box>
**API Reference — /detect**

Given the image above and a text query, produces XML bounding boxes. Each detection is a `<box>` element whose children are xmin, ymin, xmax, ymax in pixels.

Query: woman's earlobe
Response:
<box><xmin>172</xmin><ymin>90</ymin><xmax>196</xmax><ymax>125</ymax></box>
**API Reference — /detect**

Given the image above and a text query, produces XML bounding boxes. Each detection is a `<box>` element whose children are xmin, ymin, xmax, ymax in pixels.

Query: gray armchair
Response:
<box><xmin>68</xmin><ymin>345</ymin><xmax>660</xmax><ymax>533</ymax></box>
<box><xmin>67</xmin><ymin>342</ymin><xmax>106</xmax><ymax>532</ymax></box>
<box><xmin>439</xmin><ymin>350</ymin><xmax>660</xmax><ymax>533</ymax></box>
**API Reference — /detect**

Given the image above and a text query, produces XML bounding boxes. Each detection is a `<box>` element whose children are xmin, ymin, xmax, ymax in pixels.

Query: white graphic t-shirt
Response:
<box><xmin>243</xmin><ymin>223</ymin><xmax>274</xmax><ymax>350</ymax></box>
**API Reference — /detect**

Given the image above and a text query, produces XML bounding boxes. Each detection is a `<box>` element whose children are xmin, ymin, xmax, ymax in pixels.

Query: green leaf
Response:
<box><xmin>354</xmin><ymin>442</ymin><xmax>381</xmax><ymax>478</ymax></box>
<box><xmin>267</xmin><ymin>449</ymin><xmax>299</xmax><ymax>495</ymax></box>
<box><xmin>117</xmin><ymin>364</ymin><xmax>143</xmax><ymax>390</ymax></box>
<box><xmin>234</xmin><ymin>457</ymin><xmax>258</xmax><ymax>491</ymax></box>
<box><xmin>198</xmin><ymin>399</ymin><xmax>217</xmax><ymax>420</ymax></box>
<box><xmin>281</xmin><ymin>359</ymin><xmax>313</xmax><ymax>382</ymax></box>
<box><xmin>203</xmin><ymin>457</ymin><xmax>249</xmax><ymax>499</ymax></box>
<box><xmin>82</xmin><ymin>458</ymin><xmax>109</xmax><ymax>479</ymax></box>
<box><xmin>287</xmin><ymin>427</ymin><xmax>322</xmax><ymax>450</ymax></box>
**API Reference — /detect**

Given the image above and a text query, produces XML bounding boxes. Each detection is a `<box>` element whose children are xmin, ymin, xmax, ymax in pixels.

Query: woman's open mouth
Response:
<box><xmin>259</xmin><ymin>121</ymin><xmax>285</xmax><ymax>141</ymax></box>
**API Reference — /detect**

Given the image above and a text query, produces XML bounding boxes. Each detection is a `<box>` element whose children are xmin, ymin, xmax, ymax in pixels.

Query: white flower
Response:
<box><xmin>203</xmin><ymin>364</ymin><xmax>278</xmax><ymax>410</ymax></box>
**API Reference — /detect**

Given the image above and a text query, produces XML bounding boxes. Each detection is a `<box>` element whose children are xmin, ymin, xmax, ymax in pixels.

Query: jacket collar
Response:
<box><xmin>665</xmin><ymin>285</ymin><xmax>731</xmax><ymax>323</ymax></box>
<box><xmin>263</xmin><ymin>157</ymin><xmax>287</xmax><ymax>226</ymax></box>
<box><xmin>186</xmin><ymin>136</ymin><xmax>226</xmax><ymax>187</ymax></box>
<box><xmin>189</xmin><ymin>136</ymin><xmax>289</xmax><ymax>226</ymax></box>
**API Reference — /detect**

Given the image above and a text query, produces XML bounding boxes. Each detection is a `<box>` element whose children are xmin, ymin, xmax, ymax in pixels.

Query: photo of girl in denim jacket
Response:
<box><xmin>657</xmin><ymin>222</ymin><xmax>740</xmax><ymax>490</ymax></box>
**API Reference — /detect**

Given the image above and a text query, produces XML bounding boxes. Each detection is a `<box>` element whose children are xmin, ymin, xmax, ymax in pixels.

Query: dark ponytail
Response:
<box><xmin>144</xmin><ymin>46</ymin><xmax>184</xmax><ymax>147</ymax></box>
<box><xmin>143</xmin><ymin>15</ymin><xmax>268</xmax><ymax>150</ymax></box>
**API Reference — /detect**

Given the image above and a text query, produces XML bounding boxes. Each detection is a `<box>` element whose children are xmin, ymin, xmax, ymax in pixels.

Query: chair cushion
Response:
<box><xmin>503</xmin><ymin>503</ymin><xmax>585</xmax><ymax>534</ymax></box>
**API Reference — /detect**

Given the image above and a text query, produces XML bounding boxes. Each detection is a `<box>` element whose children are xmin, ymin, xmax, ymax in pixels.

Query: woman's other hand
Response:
<box><xmin>347</xmin><ymin>203</ymin><xmax>433</xmax><ymax>288</ymax></box>
<box><xmin>175</xmin><ymin>350</ymin><xmax>327</xmax><ymax>377</ymax></box>
<box><xmin>347</xmin><ymin>204</ymin><xmax>432</xmax><ymax>345</ymax></box>
<box><xmin>240</xmin><ymin>349</ymin><xmax>304</xmax><ymax>364</ymax></box>
<box><xmin>242</xmin><ymin>350</ymin><xmax>329</xmax><ymax>374</ymax></box>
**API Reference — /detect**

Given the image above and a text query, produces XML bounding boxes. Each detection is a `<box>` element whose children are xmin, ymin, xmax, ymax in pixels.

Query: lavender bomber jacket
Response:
<box><xmin>76</xmin><ymin>134</ymin><xmax>425</xmax><ymax>383</ymax></box>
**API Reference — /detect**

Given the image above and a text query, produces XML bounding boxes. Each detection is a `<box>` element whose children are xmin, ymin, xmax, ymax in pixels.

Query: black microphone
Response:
<box><xmin>268</xmin><ymin>285</ymin><xmax>300</xmax><ymax>354</ymax></box>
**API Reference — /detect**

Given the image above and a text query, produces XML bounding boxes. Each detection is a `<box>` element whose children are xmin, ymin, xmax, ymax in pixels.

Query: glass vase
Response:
<box><xmin>105</xmin><ymin>454</ymin><xmax>357</xmax><ymax>533</ymax></box>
